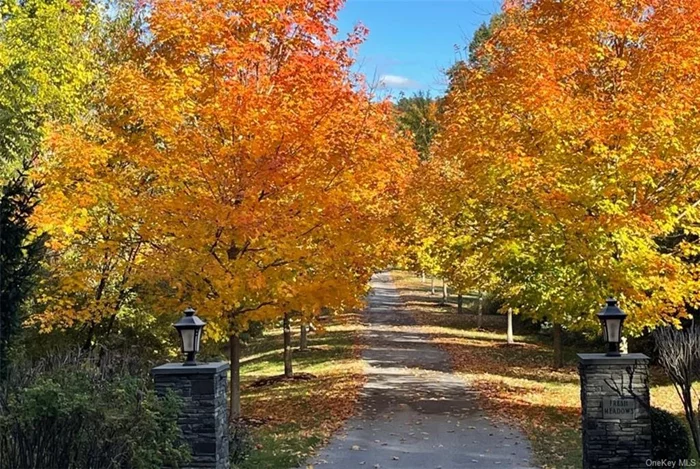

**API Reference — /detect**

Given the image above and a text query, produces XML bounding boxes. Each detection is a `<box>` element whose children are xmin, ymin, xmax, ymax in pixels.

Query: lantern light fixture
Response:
<box><xmin>173</xmin><ymin>307</ymin><xmax>206</xmax><ymax>366</ymax></box>
<box><xmin>597</xmin><ymin>298</ymin><xmax>627</xmax><ymax>357</ymax></box>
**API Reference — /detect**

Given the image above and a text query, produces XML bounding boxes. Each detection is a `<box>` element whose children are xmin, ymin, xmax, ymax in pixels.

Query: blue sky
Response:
<box><xmin>335</xmin><ymin>0</ymin><xmax>502</xmax><ymax>98</ymax></box>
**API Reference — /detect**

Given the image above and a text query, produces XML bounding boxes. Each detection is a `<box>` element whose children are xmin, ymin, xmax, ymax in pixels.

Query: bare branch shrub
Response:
<box><xmin>654</xmin><ymin>324</ymin><xmax>700</xmax><ymax>455</ymax></box>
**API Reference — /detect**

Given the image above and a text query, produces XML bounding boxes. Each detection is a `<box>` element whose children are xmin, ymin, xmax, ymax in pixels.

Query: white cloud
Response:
<box><xmin>379</xmin><ymin>74</ymin><xmax>418</xmax><ymax>89</ymax></box>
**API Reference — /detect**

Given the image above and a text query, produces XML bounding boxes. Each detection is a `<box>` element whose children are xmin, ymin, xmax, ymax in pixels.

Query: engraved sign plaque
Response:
<box><xmin>602</xmin><ymin>397</ymin><xmax>636</xmax><ymax>420</ymax></box>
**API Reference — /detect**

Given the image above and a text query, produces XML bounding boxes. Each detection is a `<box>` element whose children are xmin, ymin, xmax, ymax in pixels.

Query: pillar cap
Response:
<box><xmin>151</xmin><ymin>361</ymin><xmax>230</xmax><ymax>375</ymax></box>
<box><xmin>578</xmin><ymin>353</ymin><xmax>649</xmax><ymax>365</ymax></box>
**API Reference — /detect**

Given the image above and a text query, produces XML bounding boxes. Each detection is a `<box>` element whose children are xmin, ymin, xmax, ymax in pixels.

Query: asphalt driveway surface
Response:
<box><xmin>301</xmin><ymin>272</ymin><xmax>536</xmax><ymax>469</ymax></box>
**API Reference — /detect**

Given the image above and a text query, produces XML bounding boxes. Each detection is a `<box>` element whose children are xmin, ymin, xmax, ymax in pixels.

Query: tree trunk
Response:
<box><xmin>477</xmin><ymin>294</ymin><xmax>484</xmax><ymax>329</ymax></box>
<box><xmin>300</xmin><ymin>323</ymin><xmax>308</xmax><ymax>352</ymax></box>
<box><xmin>431</xmin><ymin>276</ymin><xmax>435</xmax><ymax>295</ymax></box>
<box><xmin>82</xmin><ymin>321</ymin><xmax>96</xmax><ymax>352</ymax></box>
<box><xmin>507</xmin><ymin>307</ymin><xmax>515</xmax><ymax>345</ymax></box>
<box><xmin>283</xmin><ymin>312</ymin><xmax>293</xmax><ymax>378</ymax></box>
<box><xmin>421</xmin><ymin>272</ymin><xmax>426</xmax><ymax>283</ymax></box>
<box><xmin>457</xmin><ymin>293</ymin><xmax>463</xmax><ymax>314</ymax></box>
<box><xmin>229</xmin><ymin>334</ymin><xmax>241</xmax><ymax>419</ymax></box>
<box><xmin>682</xmin><ymin>386</ymin><xmax>700</xmax><ymax>455</ymax></box>
<box><xmin>553</xmin><ymin>322</ymin><xmax>563</xmax><ymax>369</ymax></box>
<box><xmin>442</xmin><ymin>281</ymin><xmax>448</xmax><ymax>303</ymax></box>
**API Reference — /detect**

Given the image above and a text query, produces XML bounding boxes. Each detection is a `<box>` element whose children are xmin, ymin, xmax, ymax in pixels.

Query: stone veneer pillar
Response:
<box><xmin>152</xmin><ymin>362</ymin><xmax>230</xmax><ymax>469</ymax></box>
<box><xmin>578</xmin><ymin>353</ymin><xmax>652</xmax><ymax>469</ymax></box>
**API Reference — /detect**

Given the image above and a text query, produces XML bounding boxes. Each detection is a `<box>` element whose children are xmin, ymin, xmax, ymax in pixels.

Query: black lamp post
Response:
<box><xmin>173</xmin><ymin>307</ymin><xmax>206</xmax><ymax>366</ymax></box>
<box><xmin>597</xmin><ymin>298</ymin><xmax>627</xmax><ymax>356</ymax></box>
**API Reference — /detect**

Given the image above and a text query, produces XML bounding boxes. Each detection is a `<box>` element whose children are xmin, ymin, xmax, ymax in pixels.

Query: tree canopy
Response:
<box><xmin>420</xmin><ymin>0</ymin><xmax>700</xmax><ymax>333</ymax></box>
<box><xmin>31</xmin><ymin>0</ymin><xmax>416</xmax><ymax>346</ymax></box>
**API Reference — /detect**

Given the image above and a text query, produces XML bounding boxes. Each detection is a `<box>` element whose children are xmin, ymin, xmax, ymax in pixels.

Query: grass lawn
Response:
<box><xmin>390</xmin><ymin>270</ymin><xmax>694</xmax><ymax>469</ymax></box>
<box><xmin>233</xmin><ymin>313</ymin><xmax>365</xmax><ymax>468</ymax></box>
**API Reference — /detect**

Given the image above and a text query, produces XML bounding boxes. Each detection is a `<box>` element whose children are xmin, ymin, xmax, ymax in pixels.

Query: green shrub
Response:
<box><xmin>0</xmin><ymin>352</ymin><xmax>189</xmax><ymax>469</ymax></box>
<box><xmin>650</xmin><ymin>407</ymin><xmax>691</xmax><ymax>461</ymax></box>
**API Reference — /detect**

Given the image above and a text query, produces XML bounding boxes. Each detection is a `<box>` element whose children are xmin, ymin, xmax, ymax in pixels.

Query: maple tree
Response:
<box><xmin>393</xmin><ymin>92</ymin><xmax>448</xmax><ymax>293</ymax></box>
<box><xmin>33</xmin><ymin>0</ymin><xmax>415</xmax><ymax>416</ymax></box>
<box><xmin>426</xmin><ymin>0</ymin><xmax>700</xmax><ymax>366</ymax></box>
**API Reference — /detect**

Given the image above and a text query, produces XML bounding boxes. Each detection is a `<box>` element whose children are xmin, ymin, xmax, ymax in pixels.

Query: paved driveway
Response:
<box><xmin>301</xmin><ymin>272</ymin><xmax>536</xmax><ymax>469</ymax></box>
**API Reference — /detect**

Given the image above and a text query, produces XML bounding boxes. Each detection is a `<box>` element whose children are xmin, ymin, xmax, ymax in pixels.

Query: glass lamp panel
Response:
<box><xmin>601</xmin><ymin>320</ymin><xmax>609</xmax><ymax>342</ymax></box>
<box><xmin>194</xmin><ymin>328</ymin><xmax>202</xmax><ymax>352</ymax></box>
<box><xmin>181</xmin><ymin>328</ymin><xmax>195</xmax><ymax>352</ymax></box>
<box><xmin>606</xmin><ymin>319</ymin><xmax>622</xmax><ymax>343</ymax></box>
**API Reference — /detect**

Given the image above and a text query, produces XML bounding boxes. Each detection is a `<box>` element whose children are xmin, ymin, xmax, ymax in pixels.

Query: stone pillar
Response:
<box><xmin>578</xmin><ymin>353</ymin><xmax>652</xmax><ymax>469</ymax></box>
<box><xmin>152</xmin><ymin>362</ymin><xmax>230</xmax><ymax>469</ymax></box>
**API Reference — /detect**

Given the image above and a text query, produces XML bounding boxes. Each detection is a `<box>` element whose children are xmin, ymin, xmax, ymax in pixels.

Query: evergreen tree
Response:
<box><xmin>0</xmin><ymin>162</ymin><xmax>46</xmax><ymax>379</ymax></box>
<box><xmin>395</xmin><ymin>91</ymin><xmax>439</xmax><ymax>161</ymax></box>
